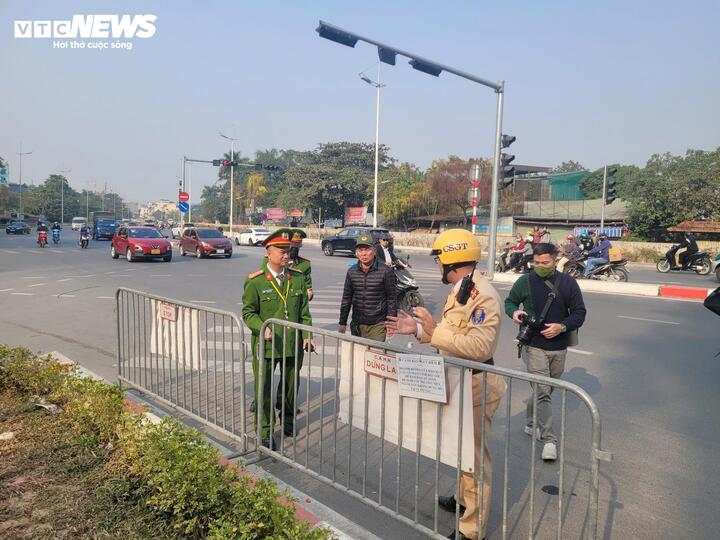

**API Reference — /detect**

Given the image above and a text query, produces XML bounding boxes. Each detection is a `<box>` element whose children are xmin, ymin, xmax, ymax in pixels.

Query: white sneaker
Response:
<box><xmin>542</xmin><ymin>442</ymin><xmax>557</xmax><ymax>461</ymax></box>
<box><xmin>524</xmin><ymin>425</ymin><xmax>541</xmax><ymax>440</ymax></box>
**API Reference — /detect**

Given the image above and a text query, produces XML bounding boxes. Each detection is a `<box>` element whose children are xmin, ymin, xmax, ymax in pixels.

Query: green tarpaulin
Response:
<box><xmin>547</xmin><ymin>171</ymin><xmax>588</xmax><ymax>201</ymax></box>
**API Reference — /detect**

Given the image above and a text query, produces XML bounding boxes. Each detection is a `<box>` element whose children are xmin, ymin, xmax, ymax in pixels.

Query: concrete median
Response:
<box><xmin>490</xmin><ymin>271</ymin><xmax>662</xmax><ymax>297</ymax></box>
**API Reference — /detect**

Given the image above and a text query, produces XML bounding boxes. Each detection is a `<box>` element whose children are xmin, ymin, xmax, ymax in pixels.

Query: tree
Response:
<box><xmin>579</xmin><ymin>164</ymin><xmax>641</xmax><ymax>199</ymax></box>
<box><xmin>377</xmin><ymin>163</ymin><xmax>433</xmax><ymax>230</ymax></box>
<box><xmin>551</xmin><ymin>160</ymin><xmax>585</xmax><ymax>173</ymax></box>
<box><xmin>426</xmin><ymin>156</ymin><xmax>485</xmax><ymax>227</ymax></box>
<box><xmin>199</xmin><ymin>184</ymin><xmax>227</xmax><ymax>223</ymax></box>
<box><xmin>0</xmin><ymin>185</ymin><xmax>18</xmax><ymax>212</ymax></box>
<box><xmin>22</xmin><ymin>175</ymin><xmax>81</xmax><ymax>221</ymax></box>
<box><xmin>246</xmin><ymin>173</ymin><xmax>267</xmax><ymax>216</ymax></box>
<box><xmin>281</xmin><ymin>142</ymin><xmax>393</xmax><ymax>222</ymax></box>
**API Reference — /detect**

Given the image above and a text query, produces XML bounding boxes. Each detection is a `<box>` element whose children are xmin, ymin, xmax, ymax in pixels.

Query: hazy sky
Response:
<box><xmin>2</xmin><ymin>0</ymin><xmax>718</xmax><ymax>204</ymax></box>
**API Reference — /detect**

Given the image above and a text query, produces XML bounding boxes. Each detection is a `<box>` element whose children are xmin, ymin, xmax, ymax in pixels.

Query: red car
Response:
<box><xmin>111</xmin><ymin>226</ymin><xmax>172</xmax><ymax>262</ymax></box>
<box><xmin>180</xmin><ymin>227</ymin><xmax>233</xmax><ymax>258</ymax></box>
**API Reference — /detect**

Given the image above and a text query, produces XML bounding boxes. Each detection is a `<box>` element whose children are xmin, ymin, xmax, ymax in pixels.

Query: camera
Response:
<box><xmin>516</xmin><ymin>313</ymin><xmax>542</xmax><ymax>346</ymax></box>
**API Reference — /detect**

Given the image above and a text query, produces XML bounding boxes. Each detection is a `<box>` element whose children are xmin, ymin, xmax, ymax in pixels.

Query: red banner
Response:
<box><xmin>288</xmin><ymin>208</ymin><xmax>304</xmax><ymax>218</ymax></box>
<box><xmin>344</xmin><ymin>206</ymin><xmax>367</xmax><ymax>225</ymax></box>
<box><xmin>266</xmin><ymin>208</ymin><xmax>286</xmax><ymax>220</ymax></box>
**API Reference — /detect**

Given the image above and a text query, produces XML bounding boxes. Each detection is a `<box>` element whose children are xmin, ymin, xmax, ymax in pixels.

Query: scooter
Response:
<box><xmin>495</xmin><ymin>243</ymin><xmax>512</xmax><ymax>273</ymax></box>
<box><xmin>37</xmin><ymin>231</ymin><xmax>48</xmax><ymax>248</ymax></box>
<box><xmin>394</xmin><ymin>257</ymin><xmax>424</xmax><ymax>313</ymax></box>
<box><xmin>567</xmin><ymin>255</ymin><xmax>629</xmax><ymax>281</ymax></box>
<box><xmin>656</xmin><ymin>245</ymin><xmax>711</xmax><ymax>275</ymax></box>
<box><xmin>52</xmin><ymin>228</ymin><xmax>61</xmax><ymax>244</ymax></box>
<box><xmin>80</xmin><ymin>231</ymin><xmax>90</xmax><ymax>249</ymax></box>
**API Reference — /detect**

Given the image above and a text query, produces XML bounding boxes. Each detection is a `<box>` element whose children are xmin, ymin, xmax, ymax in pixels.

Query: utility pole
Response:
<box><xmin>600</xmin><ymin>165</ymin><xmax>607</xmax><ymax>231</ymax></box>
<box><xmin>17</xmin><ymin>143</ymin><xmax>32</xmax><ymax>215</ymax></box>
<box><xmin>470</xmin><ymin>163</ymin><xmax>481</xmax><ymax>234</ymax></box>
<box><xmin>58</xmin><ymin>168</ymin><xmax>71</xmax><ymax>224</ymax></box>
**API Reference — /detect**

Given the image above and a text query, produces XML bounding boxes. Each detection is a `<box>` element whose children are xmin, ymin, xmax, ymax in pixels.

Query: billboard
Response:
<box><xmin>0</xmin><ymin>161</ymin><xmax>8</xmax><ymax>186</ymax></box>
<box><xmin>266</xmin><ymin>208</ymin><xmax>286</xmax><ymax>221</ymax></box>
<box><xmin>344</xmin><ymin>206</ymin><xmax>367</xmax><ymax>225</ymax></box>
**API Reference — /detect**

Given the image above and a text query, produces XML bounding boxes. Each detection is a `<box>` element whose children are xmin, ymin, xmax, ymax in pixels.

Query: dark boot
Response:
<box><xmin>438</xmin><ymin>495</ymin><xmax>465</xmax><ymax>514</ymax></box>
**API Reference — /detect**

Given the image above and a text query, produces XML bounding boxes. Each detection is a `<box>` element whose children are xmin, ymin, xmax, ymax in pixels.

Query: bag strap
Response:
<box><xmin>537</xmin><ymin>274</ymin><xmax>559</xmax><ymax>320</ymax></box>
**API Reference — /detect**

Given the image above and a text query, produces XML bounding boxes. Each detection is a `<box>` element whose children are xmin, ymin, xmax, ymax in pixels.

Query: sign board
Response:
<box><xmin>159</xmin><ymin>302</ymin><xmax>177</xmax><ymax>322</ymax></box>
<box><xmin>364</xmin><ymin>349</ymin><xmax>397</xmax><ymax>380</ymax></box>
<box><xmin>339</xmin><ymin>342</ymin><xmax>475</xmax><ymax>472</ymax></box>
<box><xmin>474</xmin><ymin>216</ymin><xmax>513</xmax><ymax>235</ymax></box>
<box><xmin>396</xmin><ymin>354</ymin><xmax>447</xmax><ymax>403</ymax></box>
<box><xmin>344</xmin><ymin>206</ymin><xmax>367</xmax><ymax>225</ymax></box>
<box><xmin>0</xmin><ymin>162</ymin><xmax>8</xmax><ymax>186</ymax></box>
<box><xmin>288</xmin><ymin>208</ymin><xmax>304</xmax><ymax>218</ymax></box>
<box><xmin>266</xmin><ymin>208</ymin><xmax>286</xmax><ymax>221</ymax></box>
<box><xmin>177</xmin><ymin>201</ymin><xmax>189</xmax><ymax>213</ymax></box>
<box><xmin>178</xmin><ymin>191</ymin><xmax>189</xmax><ymax>202</ymax></box>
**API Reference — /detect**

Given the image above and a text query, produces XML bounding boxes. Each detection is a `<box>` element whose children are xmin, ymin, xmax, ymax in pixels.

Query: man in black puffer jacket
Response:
<box><xmin>339</xmin><ymin>233</ymin><xmax>398</xmax><ymax>341</ymax></box>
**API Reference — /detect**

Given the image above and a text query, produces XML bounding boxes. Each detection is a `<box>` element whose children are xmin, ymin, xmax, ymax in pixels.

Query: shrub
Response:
<box><xmin>0</xmin><ymin>345</ymin><xmax>73</xmax><ymax>397</ymax></box>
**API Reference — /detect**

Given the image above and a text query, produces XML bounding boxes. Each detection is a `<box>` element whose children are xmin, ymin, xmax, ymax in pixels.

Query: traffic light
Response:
<box><xmin>222</xmin><ymin>160</ymin><xmax>238</xmax><ymax>167</ymax></box>
<box><xmin>212</xmin><ymin>159</ymin><xmax>222</xmax><ymax>166</ymax></box>
<box><xmin>264</xmin><ymin>165</ymin><xmax>280</xmax><ymax>171</ymax></box>
<box><xmin>605</xmin><ymin>167</ymin><xmax>618</xmax><ymax>204</ymax></box>
<box><xmin>499</xmin><ymin>134</ymin><xmax>516</xmax><ymax>189</ymax></box>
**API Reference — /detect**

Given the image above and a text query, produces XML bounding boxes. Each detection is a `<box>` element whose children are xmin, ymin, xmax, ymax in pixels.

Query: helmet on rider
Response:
<box><xmin>566</xmin><ymin>234</ymin><xmax>574</xmax><ymax>240</ymax></box>
<box><xmin>430</xmin><ymin>229</ymin><xmax>481</xmax><ymax>284</ymax></box>
<box><xmin>599</xmin><ymin>233</ymin><xmax>608</xmax><ymax>240</ymax></box>
<box><xmin>580</xmin><ymin>231</ymin><xmax>590</xmax><ymax>239</ymax></box>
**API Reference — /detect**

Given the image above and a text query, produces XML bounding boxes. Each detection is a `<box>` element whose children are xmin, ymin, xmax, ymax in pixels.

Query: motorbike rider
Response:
<box><xmin>37</xmin><ymin>222</ymin><xmax>49</xmax><ymax>233</ymax></box>
<box><xmin>578</xmin><ymin>231</ymin><xmax>594</xmax><ymax>252</ymax></box>
<box><xmin>673</xmin><ymin>232</ymin><xmax>699</xmax><ymax>269</ymax></box>
<box><xmin>583</xmin><ymin>233</ymin><xmax>612</xmax><ymax>277</ymax></box>
<box><xmin>377</xmin><ymin>233</ymin><xmax>407</xmax><ymax>269</ymax></box>
<box><xmin>557</xmin><ymin>234</ymin><xmax>581</xmax><ymax>273</ymax></box>
<box><xmin>51</xmin><ymin>221</ymin><xmax>62</xmax><ymax>231</ymax></box>
<box><xmin>514</xmin><ymin>234</ymin><xmax>534</xmax><ymax>273</ymax></box>
<box><xmin>79</xmin><ymin>223</ymin><xmax>90</xmax><ymax>244</ymax></box>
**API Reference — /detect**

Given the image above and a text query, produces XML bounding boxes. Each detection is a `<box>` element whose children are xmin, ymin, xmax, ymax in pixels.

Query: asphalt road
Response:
<box><xmin>1</xmin><ymin>230</ymin><xmax>719</xmax><ymax>539</ymax></box>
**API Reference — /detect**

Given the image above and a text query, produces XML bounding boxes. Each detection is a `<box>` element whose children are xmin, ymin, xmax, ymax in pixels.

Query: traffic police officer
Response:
<box><xmin>386</xmin><ymin>228</ymin><xmax>506</xmax><ymax>540</ymax></box>
<box><xmin>242</xmin><ymin>228</ymin><xmax>313</xmax><ymax>450</ymax></box>
<box><xmin>289</xmin><ymin>229</ymin><xmax>313</xmax><ymax>301</ymax></box>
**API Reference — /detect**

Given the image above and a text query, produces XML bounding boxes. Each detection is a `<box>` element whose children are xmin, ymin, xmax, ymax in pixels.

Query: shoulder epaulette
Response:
<box><xmin>247</xmin><ymin>270</ymin><xmax>264</xmax><ymax>279</ymax></box>
<box><xmin>288</xmin><ymin>267</ymin><xmax>303</xmax><ymax>273</ymax></box>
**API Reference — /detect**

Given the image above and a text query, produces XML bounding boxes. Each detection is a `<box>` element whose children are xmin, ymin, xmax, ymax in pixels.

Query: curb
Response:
<box><xmin>490</xmin><ymin>273</ymin><xmax>715</xmax><ymax>301</ymax></box>
<box><xmin>47</xmin><ymin>351</ymin><xmax>363</xmax><ymax>539</ymax></box>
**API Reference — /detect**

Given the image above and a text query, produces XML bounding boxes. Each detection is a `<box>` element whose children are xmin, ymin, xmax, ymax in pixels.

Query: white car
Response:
<box><xmin>712</xmin><ymin>255</ymin><xmax>720</xmax><ymax>283</ymax></box>
<box><xmin>229</xmin><ymin>227</ymin><xmax>271</xmax><ymax>246</ymax></box>
<box><xmin>71</xmin><ymin>217</ymin><xmax>87</xmax><ymax>231</ymax></box>
<box><xmin>171</xmin><ymin>222</ymin><xmax>195</xmax><ymax>239</ymax></box>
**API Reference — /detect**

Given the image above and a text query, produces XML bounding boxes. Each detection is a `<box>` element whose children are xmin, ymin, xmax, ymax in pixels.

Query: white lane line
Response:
<box><xmin>56</xmin><ymin>278</ymin><xmax>73</xmax><ymax>282</ymax></box>
<box><xmin>64</xmin><ymin>274</ymin><xmax>96</xmax><ymax>278</ymax></box>
<box><xmin>568</xmin><ymin>348</ymin><xmax>594</xmax><ymax>356</ymax></box>
<box><xmin>27</xmin><ymin>283</ymin><xmax>47</xmax><ymax>288</ymax></box>
<box><xmin>26</xmin><ymin>249</ymin><xmax>41</xmax><ymax>254</ymax></box>
<box><xmin>617</xmin><ymin>315</ymin><xmax>680</xmax><ymax>325</ymax></box>
<box><xmin>150</xmin><ymin>274</ymin><xmax>171</xmax><ymax>277</ymax></box>
<box><xmin>21</xmin><ymin>276</ymin><xmax>46</xmax><ymax>279</ymax></box>
<box><xmin>0</xmin><ymin>288</ymin><xmax>14</xmax><ymax>292</ymax></box>
<box><xmin>96</xmin><ymin>296</ymin><xmax>114</xmax><ymax>299</ymax></box>
<box><xmin>310</xmin><ymin>301</ymin><xmax>340</xmax><ymax>306</ymax></box>
<box><xmin>112</xmin><ymin>274</ymin><xmax>130</xmax><ymax>277</ymax></box>
<box><xmin>54</xmin><ymin>294</ymin><xmax>76</xmax><ymax>298</ymax></box>
<box><xmin>50</xmin><ymin>249</ymin><xmax>63</xmax><ymax>253</ymax></box>
<box><xmin>190</xmin><ymin>300</ymin><xmax>217</xmax><ymax>304</ymax></box>
<box><xmin>2</xmin><ymin>250</ymin><xmax>19</xmax><ymax>254</ymax></box>
<box><xmin>310</xmin><ymin>308</ymin><xmax>340</xmax><ymax>314</ymax></box>
<box><xmin>11</xmin><ymin>292</ymin><xmax>34</xmax><ymax>296</ymax></box>
<box><xmin>312</xmin><ymin>317</ymin><xmax>338</xmax><ymax>324</ymax></box>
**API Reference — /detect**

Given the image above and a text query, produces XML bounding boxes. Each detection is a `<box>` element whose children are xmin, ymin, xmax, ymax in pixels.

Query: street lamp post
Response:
<box><xmin>17</xmin><ymin>144</ymin><xmax>32</xmax><ymax>215</ymax></box>
<box><xmin>359</xmin><ymin>65</ymin><xmax>385</xmax><ymax>228</ymax></box>
<box><xmin>58</xmin><ymin>169</ymin><xmax>71</xmax><ymax>224</ymax></box>
<box><xmin>316</xmin><ymin>20</ymin><xmax>505</xmax><ymax>278</ymax></box>
<box><xmin>219</xmin><ymin>132</ymin><xmax>238</xmax><ymax>234</ymax></box>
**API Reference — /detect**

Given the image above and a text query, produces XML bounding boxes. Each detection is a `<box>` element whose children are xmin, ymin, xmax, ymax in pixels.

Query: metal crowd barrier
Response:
<box><xmin>257</xmin><ymin>319</ymin><xmax>612</xmax><ymax>540</ymax></box>
<box><xmin>115</xmin><ymin>288</ymin><xmax>611</xmax><ymax>539</ymax></box>
<box><xmin>115</xmin><ymin>287</ymin><xmax>254</xmax><ymax>452</ymax></box>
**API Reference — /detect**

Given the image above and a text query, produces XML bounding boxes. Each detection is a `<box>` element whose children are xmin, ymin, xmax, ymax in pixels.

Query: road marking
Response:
<box><xmin>310</xmin><ymin>307</ymin><xmax>340</xmax><ymax>315</ymax></box>
<box><xmin>617</xmin><ymin>315</ymin><xmax>680</xmax><ymax>325</ymax></box>
<box><xmin>312</xmin><ymin>317</ymin><xmax>338</xmax><ymax>324</ymax></box>
<box><xmin>96</xmin><ymin>296</ymin><xmax>114</xmax><ymax>299</ymax></box>
<box><xmin>21</xmin><ymin>276</ymin><xmax>46</xmax><ymax>279</ymax></box>
<box><xmin>0</xmin><ymin>288</ymin><xmax>14</xmax><ymax>292</ymax></box>
<box><xmin>568</xmin><ymin>347</ymin><xmax>594</xmax><ymax>355</ymax></box>
<box><xmin>27</xmin><ymin>249</ymin><xmax>41</xmax><ymax>254</ymax></box>
<box><xmin>27</xmin><ymin>283</ymin><xmax>47</xmax><ymax>288</ymax></box>
<box><xmin>50</xmin><ymin>249</ymin><xmax>63</xmax><ymax>253</ymax></box>
<box><xmin>151</xmin><ymin>274</ymin><xmax>171</xmax><ymax>277</ymax></box>
<box><xmin>55</xmin><ymin>294</ymin><xmax>76</xmax><ymax>298</ymax></box>
<box><xmin>190</xmin><ymin>300</ymin><xmax>217</xmax><ymax>304</ymax></box>
<box><xmin>56</xmin><ymin>278</ymin><xmax>73</xmax><ymax>282</ymax></box>
<box><xmin>112</xmin><ymin>274</ymin><xmax>130</xmax><ymax>277</ymax></box>
<box><xmin>64</xmin><ymin>274</ymin><xmax>96</xmax><ymax>278</ymax></box>
<box><xmin>11</xmin><ymin>292</ymin><xmax>34</xmax><ymax>296</ymax></box>
<box><xmin>105</xmin><ymin>271</ymin><xmax>118</xmax><ymax>274</ymax></box>
<box><xmin>310</xmin><ymin>300</ymin><xmax>340</xmax><ymax>306</ymax></box>
<box><xmin>2</xmin><ymin>250</ymin><xmax>19</xmax><ymax>254</ymax></box>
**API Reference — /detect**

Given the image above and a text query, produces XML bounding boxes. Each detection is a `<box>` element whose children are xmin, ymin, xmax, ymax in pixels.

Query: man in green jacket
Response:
<box><xmin>242</xmin><ymin>228</ymin><xmax>313</xmax><ymax>450</ymax></box>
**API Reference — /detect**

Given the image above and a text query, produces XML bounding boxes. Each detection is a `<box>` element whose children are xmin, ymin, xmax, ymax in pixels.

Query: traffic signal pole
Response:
<box><xmin>600</xmin><ymin>164</ymin><xmax>607</xmax><ymax>231</ymax></box>
<box><xmin>485</xmin><ymin>85</ymin><xmax>504</xmax><ymax>280</ymax></box>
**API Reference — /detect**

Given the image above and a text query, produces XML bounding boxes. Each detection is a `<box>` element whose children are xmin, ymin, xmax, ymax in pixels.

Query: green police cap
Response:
<box><xmin>355</xmin><ymin>233</ymin><xmax>374</xmax><ymax>248</ymax></box>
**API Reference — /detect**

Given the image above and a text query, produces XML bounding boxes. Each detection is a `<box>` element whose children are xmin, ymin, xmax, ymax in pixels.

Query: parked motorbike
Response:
<box><xmin>37</xmin><ymin>231</ymin><xmax>48</xmax><ymax>248</ymax></box>
<box><xmin>52</xmin><ymin>228</ymin><xmax>61</xmax><ymax>244</ymax></box>
<box><xmin>565</xmin><ymin>255</ymin><xmax>629</xmax><ymax>282</ymax></box>
<box><xmin>394</xmin><ymin>257</ymin><xmax>424</xmax><ymax>313</ymax></box>
<box><xmin>656</xmin><ymin>245</ymin><xmax>711</xmax><ymax>275</ymax></box>
<box><xmin>80</xmin><ymin>232</ymin><xmax>90</xmax><ymax>249</ymax></box>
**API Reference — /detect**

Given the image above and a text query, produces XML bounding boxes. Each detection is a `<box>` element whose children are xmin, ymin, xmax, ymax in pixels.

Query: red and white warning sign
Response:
<box><xmin>364</xmin><ymin>350</ymin><xmax>397</xmax><ymax>380</ymax></box>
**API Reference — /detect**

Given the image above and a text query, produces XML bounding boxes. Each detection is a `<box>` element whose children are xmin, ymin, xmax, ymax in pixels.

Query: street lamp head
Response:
<box><xmin>359</xmin><ymin>73</ymin><xmax>373</xmax><ymax>85</ymax></box>
<box><xmin>316</xmin><ymin>21</ymin><xmax>358</xmax><ymax>48</ymax></box>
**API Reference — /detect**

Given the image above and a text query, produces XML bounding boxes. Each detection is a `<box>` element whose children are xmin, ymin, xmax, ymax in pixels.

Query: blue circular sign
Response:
<box><xmin>177</xmin><ymin>201</ymin><xmax>190</xmax><ymax>213</ymax></box>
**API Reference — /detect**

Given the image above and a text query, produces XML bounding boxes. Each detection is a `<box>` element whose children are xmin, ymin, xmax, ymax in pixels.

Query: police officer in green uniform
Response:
<box><xmin>242</xmin><ymin>228</ymin><xmax>313</xmax><ymax>449</ymax></box>
<box><xmin>289</xmin><ymin>229</ymin><xmax>313</xmax><ymax>301</ymax></box>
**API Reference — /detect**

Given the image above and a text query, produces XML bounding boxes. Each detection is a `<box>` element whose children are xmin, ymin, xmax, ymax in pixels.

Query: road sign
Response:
<box><xmin>177</xmin><ymin>202</ymin><xmax>189</xmax><ymax>213</ymax></box>
<box><xmin>179</xmin><ymin>191</ymin><xmax>189</xmax><ymax>202</ymax></box>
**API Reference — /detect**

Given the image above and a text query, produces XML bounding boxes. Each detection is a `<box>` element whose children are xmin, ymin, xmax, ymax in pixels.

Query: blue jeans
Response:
<box><xmin>584</xmin><ymin>257</ymin><xmax>608</xmax><ymax>276</ymax></box>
